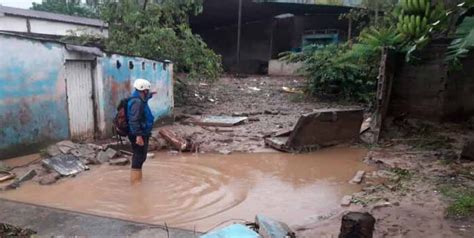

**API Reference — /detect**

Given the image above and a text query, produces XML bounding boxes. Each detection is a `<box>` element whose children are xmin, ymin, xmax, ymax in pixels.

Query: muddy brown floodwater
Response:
<box><xmin>0</xmin><ymin>148</ymin><xmax>370</xmax><ymax>232</ymax></box>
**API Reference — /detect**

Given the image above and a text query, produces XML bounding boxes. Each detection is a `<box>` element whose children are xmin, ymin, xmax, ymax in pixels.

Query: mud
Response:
<box><xmin>171</xmin><ymin>75</ymin><xmax>361</xmax><ymax>153</ymax></box>
<box><xmin>0</xmin><ymin>148</ymin><xmax>370</xmax><ymax>232</ymax></box>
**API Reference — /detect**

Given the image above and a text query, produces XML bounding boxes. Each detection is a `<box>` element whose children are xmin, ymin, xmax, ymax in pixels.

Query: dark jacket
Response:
<box><xmin>127</xmin><ymin>90</ymin><xmax>154</xmax><ymax>136</ymax></box>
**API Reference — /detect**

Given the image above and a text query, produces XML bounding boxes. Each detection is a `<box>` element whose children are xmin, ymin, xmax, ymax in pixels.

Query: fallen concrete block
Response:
<box><xmin>97</xmin><ymin>148</ymin><xmax>118</xmax><ymax>163</ymax></box>
<box><xmin>109</xmin><ymin>158</ymin><xmax>130</xmax><ymax>166</ymax></box>
<box><xmin>6</xmin><ymin>170</ymin><xmax>37</xmax><ymax>189</ymax></box>
<box><xmin>339</xmin><ymin>212</ymin><xmax>375</xmax><ymax>238</ymax></box>
<box><xmin>265</xmin><ymin>108</ymin><xmax>364</xmax><ymax>152</ymax></box>
<box><xmin>200</xmin><ymin>224</ymin><xmax>260</xmax><ymax>238</ymax></box>
<box><xmin>461</xmin><ymin>140</ymin><xmax>474</xmax><ymax>161</ymax></box>
<box><xmin>341</xmin><ymin>195</ymin><xmax>353</xmax><ymax>207</ymax></box>
<box><xmin>39</xmin><ymin>172</ymin><xmax>61</xmax><ymax>185</ymax></box>
<box><xmin>350</xmin><ymin>171</ymin><xmax>366</xmax><ymax>184</ymax></box>
<box><xmin>46</xmin><ymin>145</ymin><xmax>62</xmax><ymax>157</ymax></box>
<box><xmin>42</xmin><ymin>154</ymin><xmax>88</xmax><ymax>176</ymax></box>
<box><xmin>256</xmin><ymin>215</ymin><xmax>295</xmax><ymax>238</ymax></box>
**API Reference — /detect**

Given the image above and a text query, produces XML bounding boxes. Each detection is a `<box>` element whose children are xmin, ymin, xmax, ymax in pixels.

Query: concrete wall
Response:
<box><xmin>0</xmin><ymin>15</ymin><xmax>108</xmax><ymax>37</ymax></box>
<box><xmin>0</xmin><ymin>34</ymin><xmax>69</xmax><ymax>158</ymax></box>
<box><xmin>0</xmin><ymin>34</ymin><xmax>173</xmax><ymax>158</ymax></box>
<box><xmin>390</xmin><ymin>43</ymin><xmax>474</xmax><ymax>122</ymax></box>
<box><xmin>97</xmin><ymin>55</ymin><xmax>174</xmax><ymax>137</ymax></box>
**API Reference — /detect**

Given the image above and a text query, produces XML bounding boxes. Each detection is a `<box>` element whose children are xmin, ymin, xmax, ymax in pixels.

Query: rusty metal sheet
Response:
<box><xmin>265</xmin><ymin>108</ymin><xmax>364</xmax><ymax>152</ymax></box>
<box><xmin>191</xmin><ymin>116</ymin><xmax>248</xmax><ymax>127</ymax></box>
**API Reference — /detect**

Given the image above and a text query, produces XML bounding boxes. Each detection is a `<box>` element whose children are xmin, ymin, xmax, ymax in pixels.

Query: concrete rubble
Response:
<box><xmin>350</xmin><ymin>171</ymin><xmax>366</xmax><ymax>184</ymax></box>
<box><xmin>265</xmin><ymin>108</ymin><xmax>364</xmax><ymax>152</ymax></box>
<box><xmin>256</xmin><ymin>215</ymin><xmax>295</xmax><ymax>238</ymax></box>
<box><xmin>5</xmin><ymin>169</ymin><xmax>37</xmax><ymax>190</ymax></box>
<box><xmin>109</xmin><ymin>158</ymin><xmax>130</xmax><ymax>166</ymax></box>
<box><xmin>42</xmin><ymin>154</ymin><xmax>88</xmax><ymax>176</ymax></box>
<box><xmin>341</xmin><ymin>195</ymin><xmax>353</xmax><ymax>207</ymax></box>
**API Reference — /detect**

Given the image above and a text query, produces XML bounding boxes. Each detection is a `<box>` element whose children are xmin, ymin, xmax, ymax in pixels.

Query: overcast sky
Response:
<box><xmin>0</xmin><ymin>0</ymin><xmax>42</xmax><ymax>9</ymax></box>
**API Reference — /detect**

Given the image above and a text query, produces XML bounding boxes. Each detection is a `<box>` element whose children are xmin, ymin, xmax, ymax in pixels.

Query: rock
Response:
<box><xmin>350</xmin><ymin>171</ymin><xmax>366</xmax><ymax>184</ymax></box>
<box><xmin>147</xmin><ymin>153</ymin><xmax>155</xmax><ymax>159</ymax></box>
<box><xmin>109</xmin><ymin>158</ymin><xmax>130</xmax><ymax>166</ymax></box>
<box><xmin>256</xmin><ymin>214</ymin><xmax>295</xmax><ymax>238</ymax></box>
<box><xmin>96</xmin><ymin>148</ymin><xmax>118</xmax><ymax>164</ymax></box>
<box><xmin>218</xmin><ymin>149</ymin><xmax>232</xmax><ymax>155</ymax></box>
<box><xmin>6</xmin><ymin>170</ymin><xmax>37</xmax><ymax>189</ymax></box>
<box><xmin>39</xmin><ymin>172</ymin><xmax>61</xmax><ymax>185</ymax></box>
<box><xmin>201</xmin><ymin>224</ymin><xmax>260</xmax><ymax>238</ymax></box>
<box><xmin>46</xmin><ymin>145</ymin><xmax>62</xmax><ymax>157</ymax></box>
<box><xmin>461</xmin><ymin>140</ymin><xmax>474</xmax><ymax>161</ymax></box>
<box><xmin>341</xmin><ymin>195</ymin><xmax>353</xmax><ymax>207</ymax></box>
<box><xmin>339</xmin><ymin>212</ymin><xmax>376</xmax><ymax>238</ymax></box>
<box><xmin>86</xmin><ymin>143</ymin><xmax>104</xmax><ymax>151</ymax></box>
<box><xmin>57</xmin><ymin>140</ymin><xmax>77</xmax><ymax>149</ymax></box>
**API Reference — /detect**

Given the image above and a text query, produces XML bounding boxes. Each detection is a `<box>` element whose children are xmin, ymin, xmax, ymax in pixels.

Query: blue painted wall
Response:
<box><xmin>98</xmin><ymin>55</ymin><xmax>174</xmax><ymax>137</ymax></box>
<box><xmin>0</xmin><ymin>34</ymin><xmax>174</xmax><ymax>158</ymax></box>
<box><xmin>0</xmin><ymin>34</ymin><xmax>70</xmax><ymax>158</ymax></box>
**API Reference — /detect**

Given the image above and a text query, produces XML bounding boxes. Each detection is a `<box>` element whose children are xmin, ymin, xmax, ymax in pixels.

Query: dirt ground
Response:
<box><xmin>168</xmin><ymin>75</ymin><xmax>360</xmax><ymax>154</ymax></box>
<box><xmin>2</xmin><ymin>75</ymin><xmax>474</xmax><ymax>237</ymax></box>
<box><xmin>170</xmin><ymin>75</ymin><xmax>474</xmax><ymax>237</ymax></box>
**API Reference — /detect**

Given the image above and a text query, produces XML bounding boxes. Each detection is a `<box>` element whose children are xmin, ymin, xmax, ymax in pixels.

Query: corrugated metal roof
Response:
<box><xmin>0</xmin><ymin>6</ymin><xmax>107</xmax><ymax>27</ymax></box>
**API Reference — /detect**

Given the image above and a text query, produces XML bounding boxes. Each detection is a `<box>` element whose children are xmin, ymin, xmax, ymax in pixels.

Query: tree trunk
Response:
<box><xmin>339</xmin><ymin>212</ymin><xmax>376</xmax><ymax>238</ymax></box>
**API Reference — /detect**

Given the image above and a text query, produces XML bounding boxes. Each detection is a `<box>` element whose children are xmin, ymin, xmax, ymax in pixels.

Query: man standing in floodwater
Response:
<box><xmin>128</xmin><ymin>79</ymin><xmax>155</xmax><ymax>184</ymax></box>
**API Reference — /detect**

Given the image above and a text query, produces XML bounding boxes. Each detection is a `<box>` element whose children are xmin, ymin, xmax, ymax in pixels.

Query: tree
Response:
<box><xmin>101</xmin><ymin>0</ymin><xmax>221</xmax><ymax>81</ymax></box>
<box><xmin>31</xmin><ymin>0</ymin><xmax>99</xmax><ymax>18</ymax></box>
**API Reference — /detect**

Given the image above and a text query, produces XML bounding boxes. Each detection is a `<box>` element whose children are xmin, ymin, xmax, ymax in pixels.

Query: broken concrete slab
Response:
<box><xmin>256</xmin><ymin>215</ymin><xmax>295</xmax><ymax>238</ymax></box>
<box><xmin>191</xmin><ymin>116</ymin><xmax>248</xmax><ymax>127</ymax></box>
<box><xmin>42</xmin><ymin>154</ymin><xmax>88</xmax><ymax>176</ymax></box>
<box><xmin>461</xmin><ymin>140</ymin><xmax>474</xmax><ymax>161</ymax></box>
<box><xmin>265</xmin><ymin>108</ymin><xmax>364</xmax><ymax>152</ymax></box>
<box><xmin>96</xmin><ymin>148</ymin><xmax>118</xmax><ymax>164</ymax></box>
<box><xmin>39</xmin><ymin>172</ymin><xmax>61</xmax><ymax>185</ymax></box>
<box><xmin>46</xmin><ymin>145</ymin><xmax>62</xmax><ymax>157</ymax></box>
<box><xmin>200</xmin><ymin>224</ymin><xmax>260</xmax><ymax>238</ymax></box>
<box><xmin>109</xmin><ymin>158</ymin><xmax>130</xmax><ymax>166</ymax></box>
<box><xmin>6</xmin><ymin>170</ymin><xmax>37</xmax><ymax>189</ymax></box>
<box><xmin>350</xmin><ymin>171</ymin><xmax>366</xmax><ymax>184</ymax></box>
<box><xmin>341</xmin><ymin>195</ymin><xmax>353</xmax><ymax>207</ymax></box>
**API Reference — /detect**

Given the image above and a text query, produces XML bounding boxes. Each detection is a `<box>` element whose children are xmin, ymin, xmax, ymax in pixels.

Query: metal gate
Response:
<box><xmin>65</xmin><ymin>61</ymin><xmax>95</xmax><ymax>141</ymax></box>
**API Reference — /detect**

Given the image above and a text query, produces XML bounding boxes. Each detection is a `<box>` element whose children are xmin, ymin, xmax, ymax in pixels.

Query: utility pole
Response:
<box><xmin>236</xmin><ymin>0</ymin><xmax>243</xmax><ymax>68</ymax></box>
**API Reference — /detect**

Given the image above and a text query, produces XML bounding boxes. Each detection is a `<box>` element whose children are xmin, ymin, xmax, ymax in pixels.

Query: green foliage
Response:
<box><xmin>31</xmin><ymin>0</ymin><xmax>99</xmax><ymax>18</ymax></box>
<box><xmin>100</xmin><ymin>0</ymin><xmax>222</xmax><ymax>81</ymax></box>
<box><xmin>440</xmin><ymin>186</ymin><xmax>474</xmax><ymax>218</ymax></box>
<box><xmin>280</xmin><ymin>25</ymin><xmax>403</xmax><ymax>104</ymax></box>
<box><xmin>281</xmin><ymin>44</ymin><xmax>376</xmax><ymax>103</ymax></box>
<box><xmin>446</xmin><ymin>1</ymin><xmax>474</xmax><ymax>68</ymax></box>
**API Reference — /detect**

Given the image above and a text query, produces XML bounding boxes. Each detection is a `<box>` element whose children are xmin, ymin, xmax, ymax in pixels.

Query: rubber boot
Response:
<box><xmin>130</xmin><ymin>169</ymin><xmax>142</xmax><ymax>185</ymax></box>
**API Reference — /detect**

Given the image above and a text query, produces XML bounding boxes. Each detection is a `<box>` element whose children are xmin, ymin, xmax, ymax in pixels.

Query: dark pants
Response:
<box><xmin>128</xmin><ymin>135</ymin><xmax>150</xmax><ymax>170</ymax></box>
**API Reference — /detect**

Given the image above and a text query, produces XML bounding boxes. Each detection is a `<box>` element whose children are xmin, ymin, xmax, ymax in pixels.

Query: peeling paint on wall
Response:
<box><xmin>0</xmin><ymin>34</ymin><xmax>174</xmax><ymax>158</ymax></box>
<box><xmin>0</xmin><ymin>35</ymin><xmax>69</xmax><ymax>158</ymax></box>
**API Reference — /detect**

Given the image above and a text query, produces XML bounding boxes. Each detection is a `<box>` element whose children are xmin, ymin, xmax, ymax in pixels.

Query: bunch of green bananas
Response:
<box><xmin>397</xmin><ymin>14</ymin><xmax>430</xmax><ymax>38</ymax></box>
<box><xmin>400</xmin><ymin>0</ymin><xmax>431</xmax><ymax>14</ymax></box>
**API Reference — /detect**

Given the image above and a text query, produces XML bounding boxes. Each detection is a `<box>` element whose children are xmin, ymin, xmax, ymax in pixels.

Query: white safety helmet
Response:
<box><xmin>133</xmin><ymin>78</ymin><xmax>152</xmax><ymax>91</ymax></box>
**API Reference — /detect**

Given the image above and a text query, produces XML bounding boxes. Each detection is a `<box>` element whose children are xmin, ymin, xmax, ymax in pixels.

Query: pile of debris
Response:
<box><xmin>0</xmin><ymin>140</ymin><xmax>137</xmax><ymax>190</ymax></box>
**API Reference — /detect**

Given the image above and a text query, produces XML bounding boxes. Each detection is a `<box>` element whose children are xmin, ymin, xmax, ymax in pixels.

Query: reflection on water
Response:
<box><xmin>0</xmin><ymin>148</ymin><xmax>370</xmax><ymax>231</ymax></box>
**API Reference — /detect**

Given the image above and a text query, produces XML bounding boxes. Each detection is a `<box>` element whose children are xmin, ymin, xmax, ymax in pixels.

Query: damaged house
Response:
<box><xmin>190</xmin><ymin>0</ymin><xmax>364</xmax><ymax>74</ymax></box>
<box><xmin>0</xmin><ymin>8</ymin><xmax>173</xmax><ymax>159</ymax></box>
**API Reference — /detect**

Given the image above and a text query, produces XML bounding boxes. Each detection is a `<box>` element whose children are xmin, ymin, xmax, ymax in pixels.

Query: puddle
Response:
<box><xmin>0</xmin><ymin>148</ymin><xmax>370</xmax><ymax>232</ymax></box>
